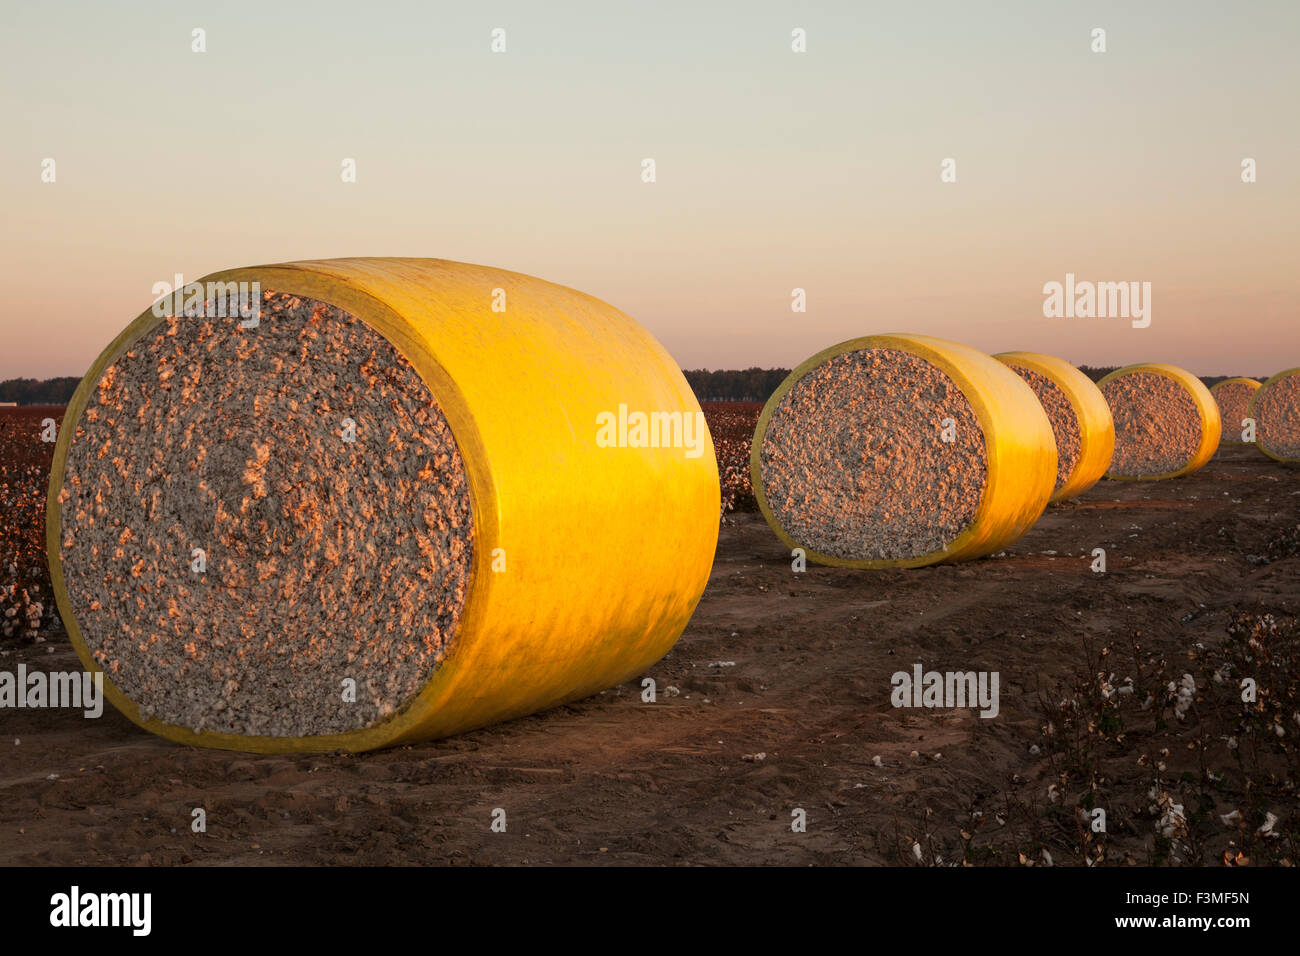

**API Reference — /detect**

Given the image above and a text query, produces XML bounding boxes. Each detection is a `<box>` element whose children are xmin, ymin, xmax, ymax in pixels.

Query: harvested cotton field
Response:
<box><xmin>1099</xmin><ymin>365</ymin><xmax>1219</xmax><ymax>479</ymax></box>
<box><xmin>1211</xmin><ymin>378</ymin><xmax>1261</xmax><ymax>445</ymax></box>
<box><xmin>0</xmin><ymin>406</ymin><xmax>62</xmax><ymax>640</ymax></box>
<box><xmin>703</xmin><ymin>401</ymin><xmax>762</xmax><ymax>517</ymax></box>
<box><xmin>6</xmin><ymin>439</ymin><xmax>1298</xmax><ymax>867</ymax></box>
<box><xmin>57</xmin><ymin>292</ymin><xmax>474</xmax><ymax>738</ymax></box>
<box><xmin>1252</xmin><ymin>370</ymin><xmax>1300</xmax><ymax>461</ymax></box>
<box><xmin>752</xmin><ymin>335</ymin><xmax>1056</xmax><ymax>568</ymax></box>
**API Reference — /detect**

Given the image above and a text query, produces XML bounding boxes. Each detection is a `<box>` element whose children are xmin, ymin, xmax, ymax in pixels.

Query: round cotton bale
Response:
<box><xmin>750</xmin><ymin>334</ymin><xmax>1057</xmax><ymax>569</ymax></box>
<box><xmin>1097</xmin><ymin>364</ymin><xmax>1220</xmax><ymax>480</ymax></box>
<box><xmin>47</xmin><ymin>258</ymin><xmax>719</xmax><ymax>753</ymax></box>
<box><xmin>1250</xmin><ymin>367</ymin><xmax>1300</xmax><ymax>462</ymax></box>
<box><xmin>1210</xmin><ymin>378</ymin><xmax>1262</xmax><ymax>446</ymax></box>
<box><xmin>992</xmin><ymin>351</ymin><xmax>1115</xmax><ymax>503</ymax></box>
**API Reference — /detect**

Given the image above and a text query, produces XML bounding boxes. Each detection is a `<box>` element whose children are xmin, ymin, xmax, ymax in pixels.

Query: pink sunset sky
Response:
<box><xmin>2</xmin><ymin>0</ymin><xmax>1297</xmax><ymax>380</ymax></box>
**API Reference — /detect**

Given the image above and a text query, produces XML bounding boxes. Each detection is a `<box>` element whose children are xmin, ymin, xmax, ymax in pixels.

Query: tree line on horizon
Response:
<box><xmin>681</xmin><ymin>368</ymin><xmax>792</xmax><ymax>402</ymax></box>
<box><xmin>0</xmin><ymin>377</ymin><xmax>81</xmax><ymax>405</ymax></box>
<box><xmin>0</xmin><ymin>368</ymin><xmax>1269</xmax><ymax>407</ymax></box>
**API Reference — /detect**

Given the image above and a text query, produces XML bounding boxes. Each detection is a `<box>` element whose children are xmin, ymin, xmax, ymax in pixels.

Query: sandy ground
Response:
<box><xmin>1</xmin><ymin>445</ymin><xmax>1295</xmax><ymax>866</ymax></box>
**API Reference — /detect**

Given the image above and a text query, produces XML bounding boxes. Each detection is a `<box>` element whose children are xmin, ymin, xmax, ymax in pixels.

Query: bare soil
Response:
<box><xmin>2</xmin><ymin>443</ymin><xmax>1296</xmax><ymax>865</ymax></box>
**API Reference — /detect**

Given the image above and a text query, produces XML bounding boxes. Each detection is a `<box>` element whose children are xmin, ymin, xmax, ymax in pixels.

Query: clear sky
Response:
<box><xmin>2</xmin><ymin>0</ymin><xmax>1297</xmax><ymax>379</ymax></box>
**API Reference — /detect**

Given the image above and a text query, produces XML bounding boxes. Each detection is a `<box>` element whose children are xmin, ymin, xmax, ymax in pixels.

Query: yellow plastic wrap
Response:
<box><xmin>1250</xmin><ymin>367</ymin><xmax>1300</xmax><ymax>462</ymax></box>
<box><xmin>46</xmin><ymin>258</ymin><xmax>720</xmax><ymax>753</ymax></box>
<box><xmin>1098</xmin><ymin>363</ymin><xmax>1221</xmax><ymax>480</ymax></box>
<box><xmin>750</xmin><ymin>333</ymin><xmax>1057</xmax><ymax>569</ymax></box>
<box><xmin>1210</xmin><ymin>377</ymin><xmax>1262</xmax><ymax>445</ymax></box>
<box><xmin>993</xmin><ymin>351</ymin><xmax>1115</xmax><ymax>503</ymax></box>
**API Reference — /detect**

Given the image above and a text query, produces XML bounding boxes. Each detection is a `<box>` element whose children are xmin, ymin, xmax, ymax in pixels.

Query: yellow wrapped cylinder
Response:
<box><xmin>993</xmin><ymin>352</ymin><xmax>1115</xmax><ymax>503</ymax></box>
<box><xmin>46</xmin><ymin>258</ymin><xmax>719</xmax><ymax>753</ymax></box>
<box><xmin>1211</xmin><ymin>377</ymin><xmax>1262</xmax><ymax>446</ymax></box>
<box><xmin>750</xmin><ymin>333</ymin><xmax>1057</xmax><ymax>569</ymax></box>
<box><xmin>1250</xmin><ymin>367</ymin><xmax>1300</xmax><ymax>462</ymax></box>
<box><xmin>1098</xmin><ymin>363</ymin><xmax>1220</xmax><ymax>480</ymax></box>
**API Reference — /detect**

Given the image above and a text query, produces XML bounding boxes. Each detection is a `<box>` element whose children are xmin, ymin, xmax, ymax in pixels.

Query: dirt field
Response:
<box><xmin>1</xmin><ymin>436</ymin><xmax>1297</xmax><ymax>866</ymax></box>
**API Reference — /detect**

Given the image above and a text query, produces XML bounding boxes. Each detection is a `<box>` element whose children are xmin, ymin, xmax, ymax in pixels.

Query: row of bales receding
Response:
<box><xmin>41</xmin><ymin>256</ymin><xmax>1299</xmax><ymax>753</ymax></box>
<box><xmin>750</xmin><ymin>335</ymin><xmax>1298</xmax><ymax>570</ymax></box>
<box><xmin>1210</xmin><ymin>372</ymin><xmax>1300</xmax><ymax>462</ymax></box>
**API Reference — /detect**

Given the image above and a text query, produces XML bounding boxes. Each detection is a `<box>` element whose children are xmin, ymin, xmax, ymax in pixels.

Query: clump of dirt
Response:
<box><xmin>1101</xmin><ymin>372</ymin><xmax>1201</xmax><ymax>476</ymax></box>
<box><xmin>1005</xmin><ymin>365</ymin><xmax>1079</xmax><ymax>489</ymax></box>
<box><xmin>58</xmin><ymin>291</ymin><xmax>474</xmax><ymax>738</ymax></box>
<box><xmin>1255</xmin><ymin>374</ymin><xmax>1300</xmax><ymax>459</ymax></box>
<box><xmin>758</xmin><ymin>348</ymin><xmax>986</xmax><ymax>561</ymax></box>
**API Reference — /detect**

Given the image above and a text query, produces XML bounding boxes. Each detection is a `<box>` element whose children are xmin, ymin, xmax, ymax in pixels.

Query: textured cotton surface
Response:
<box><xmin>1006</xmin><ymin>365</ymin><xmax>1078</xmax><ymax>490</ymax></box>
<box><xmin>1256</xmin><ymin>375</ymin><xmax>1300</xmax><ymax>458</ymax></box>
<box><xmin>1102</xmin><ymin>372</ymin><xmax>1202</xmax><ymax>476</ymax></box>
<box><xmin>759</xmin><ymin>348</ymin><xmax>986</xmax><ymax>561</ymax></box>
<box><xmin>1214</xmin><ymin>382</ymin><xmax>1259</xmax><ymax>445</ymax></box>
<box><xmin>58</xmin><ymin>291</ymin><xmax>474</xmax><ymax>737</ymax></box>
